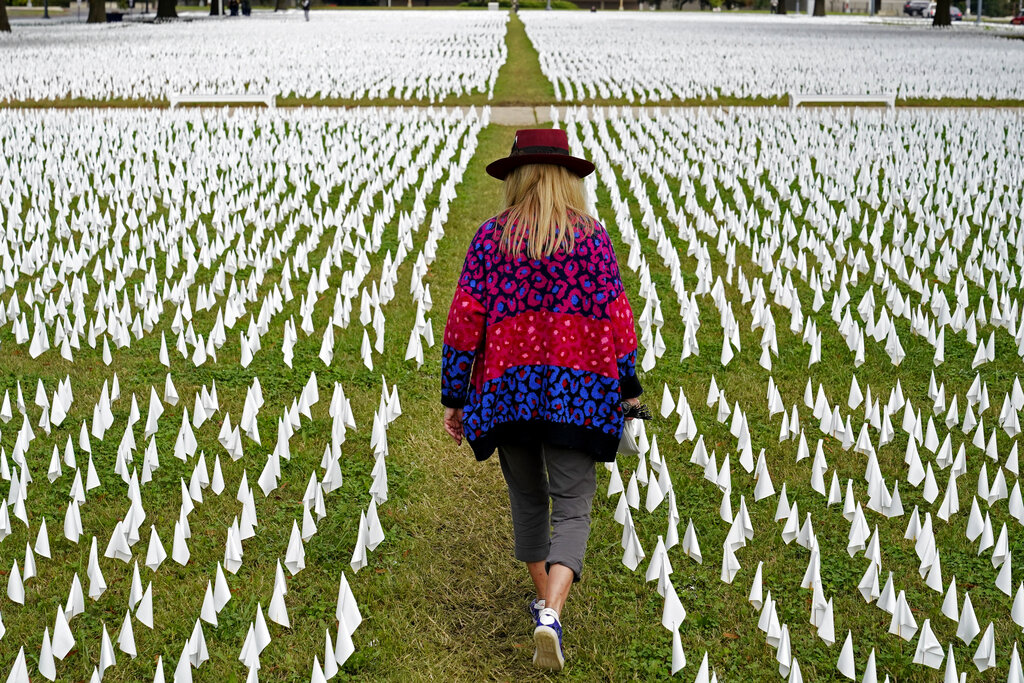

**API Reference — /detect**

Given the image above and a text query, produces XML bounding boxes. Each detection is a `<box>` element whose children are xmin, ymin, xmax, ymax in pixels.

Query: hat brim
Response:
<box><xmin>486</xmin><ymin>153</ymin><xmax>595</xmax><ymax>181</ymax></box>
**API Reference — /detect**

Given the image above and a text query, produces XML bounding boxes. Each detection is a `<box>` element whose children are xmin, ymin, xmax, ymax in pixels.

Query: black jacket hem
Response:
<box><xmin>469</xmin><ymin>420</ymin><xmax>620</xmax><ymax>463</ymax></box>
<box><xmin>620</xmin><ymin>375</ymin><xmax>644</xmax><ymax>401</ymax></box>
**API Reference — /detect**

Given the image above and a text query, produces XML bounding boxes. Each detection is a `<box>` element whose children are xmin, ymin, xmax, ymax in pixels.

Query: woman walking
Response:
<box><xmin>441</xmin><ymin>128</ymin><xmax>643</xmax><ymax>671</ymax></box>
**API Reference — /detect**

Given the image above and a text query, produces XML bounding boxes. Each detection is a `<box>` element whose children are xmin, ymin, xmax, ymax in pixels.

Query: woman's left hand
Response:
<box><xmin>623</xmin><ymin>397</ymin><xmax>640</xmax><ymax>420</ymax></box>
<box><xmin>443</xmin><ymin>407</ymin><xmax>464</xmax><ymax>445</ymax></box>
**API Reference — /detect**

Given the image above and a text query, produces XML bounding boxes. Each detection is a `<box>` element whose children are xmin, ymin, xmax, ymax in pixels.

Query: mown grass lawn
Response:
<box><xmin>2</xmin><ymin>11</ymin><xmax>1024</xmax><ymax>683</ymax></box>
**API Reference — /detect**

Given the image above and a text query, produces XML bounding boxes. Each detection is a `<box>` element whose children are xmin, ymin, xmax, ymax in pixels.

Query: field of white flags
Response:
<box><xmin>543</xmin><ymin>105</ymin><xmax>1024</xmax><ymax>681</ymax></box>
<box><xmin>3</xmin><ymin>14</ymin><xmax>1024</xmax><ymax>673</ymax></box>
<box><xmin>521</xmin><ymin>13</ymin><xmax>1024</xmax><ymax>103</ymax></box>
<box><xmin>0</xmin><ymin>105</ymin><xmax>485</xmax><ymax>681</ymax></box>
<box><xmin>0</xmin><ymin>12</ymin><xmax>507</xmax><ymax>104</ymax></box>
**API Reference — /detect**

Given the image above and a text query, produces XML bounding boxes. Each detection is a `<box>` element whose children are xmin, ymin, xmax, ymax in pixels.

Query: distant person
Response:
<box><xmin>512</xmin><ymin>0</ymin><xmax>519</xmax><ymax>11</ymax></box>
<box><xmin>302</xmin><ymin>0</ymin><xmax>310</xmax><ymax>20</ymax></box>
<box><xmin>441</xmin><ymin>129</ymin><xmax>643</xmax><ymax>672</ymax></box>
<box><xmin>241</xmin><ymin>0</ymin><xmax>250</xmax><ymax>15</ymax></box>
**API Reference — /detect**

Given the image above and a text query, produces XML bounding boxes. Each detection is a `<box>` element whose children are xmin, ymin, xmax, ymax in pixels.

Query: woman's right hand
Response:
<box><xmin>443</xmin><ymin>407</ymin><xmax>464</xmax><ymax>445</ymax></box>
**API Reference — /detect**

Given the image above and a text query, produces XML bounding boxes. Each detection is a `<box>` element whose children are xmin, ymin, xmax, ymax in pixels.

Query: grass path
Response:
<box><xmin>364</xmin><ymin>120</ymin><xmax>690</xmax><ymax>681</ymax></box>
<box><xmin>490</xmin><ymin>11</ymin><xmax>556</xmax><ymax>106</ymax></box>
<box><xmin>357</xmin><ymin>122</ymin><xmax>557</xmax><ymax>680</ymax></box>
<box><xmin>368</xmin><ymin>121</ymin><xmax>678</xmax><ymax>682</ymax></box>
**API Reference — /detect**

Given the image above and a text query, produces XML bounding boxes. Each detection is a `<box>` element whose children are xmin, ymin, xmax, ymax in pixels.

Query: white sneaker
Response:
<box><xmin>533</xmin><ymin>607</ymin><xmax>564</xmax><ymax>671</ymax></box>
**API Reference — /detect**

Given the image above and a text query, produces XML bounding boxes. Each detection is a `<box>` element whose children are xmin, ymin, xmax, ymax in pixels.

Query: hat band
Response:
<box><xmin>511</xmin><ymin>145</ymin><xmax>571</xmax><ymax>156</ymax></box>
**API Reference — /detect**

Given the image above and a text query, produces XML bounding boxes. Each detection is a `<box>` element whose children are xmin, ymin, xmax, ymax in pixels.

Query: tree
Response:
<box><xmin>932</xmin><ymin>0</ymin><xmax>951</xmax><ymax>23</ymax></box>
<box><xmin>813</xmin><ymin>0</ymin><xmax>825</xmax><ymax>13</ymax></box>
<box><xmin>157</xmin><ymin>0</ymin><xmax>177</xmax><ymax>18</ymax></box>
<box><xmin>0</xmin><ymin>0</ymin><xmax>10</xmax><ymax>33</ymax></box>
<box><xmin>88</xmin><ymin>0</ymin><xmax>106</xmax><ymax>22</ymax></box>
<box><xmin>274</xmin><ymin>0</ymin><xmax>288</xmax><ymax>10</ymax></box>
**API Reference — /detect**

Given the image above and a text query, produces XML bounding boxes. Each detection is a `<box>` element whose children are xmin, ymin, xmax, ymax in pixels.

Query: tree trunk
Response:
<box><xmin>931</xmin><ymin>0</ymin><xmax>951</xmax><ymax>23</ymax></box>
<box><xmin>0</xmin><ymin>0</ymin><xmax>10</xmax><ymax>33</ymax></box>
<box><xmin>274</xmin><ymin>0</ymin><xmax>286</xmax><ymax>10</ymax></box>
<box><xmin>813</xmin><ymin>0</ymin><xmax>825</xmax><ymax>13</ymax></box>
<box><xmin>209</xmin><ymin>0</ymin><xmax>219</xmax><ymax>14</ymax></box>
<box><xmin>156</xmin><ymin>0</ymin><xmax>176</xmax><ymax>17</ymax></box>
<box><xmin>88</xmin><ymin>0</ymin><xmax>106</xmax><ymax>22</ymax></box>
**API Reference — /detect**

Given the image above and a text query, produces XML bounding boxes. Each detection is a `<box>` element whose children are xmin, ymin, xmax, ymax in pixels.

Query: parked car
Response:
<box><xmin>925</xmin><ymin>2</ymin><xmax>963</xmax><ymax>18</ymax></box>
<box><xmin>903</xmin><ymin>0</ymin><xmax>929</xmax><ymax>14</ymax></box>
<box><xmin>1011</xmin><ymin>10</ymin><xmax>1024</xmax><ymax>24</ymax></box>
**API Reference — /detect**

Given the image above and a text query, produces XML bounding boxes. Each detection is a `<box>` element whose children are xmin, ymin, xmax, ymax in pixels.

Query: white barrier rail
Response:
<box><xmin>789</xmin><ymin>92</ymin><xmax>896</xmax><ymax>109</ymax></box>
<box><xmin>168</xmin><ymin>93</ymin><xmax>276</xmax><ymax>109</ymax></box>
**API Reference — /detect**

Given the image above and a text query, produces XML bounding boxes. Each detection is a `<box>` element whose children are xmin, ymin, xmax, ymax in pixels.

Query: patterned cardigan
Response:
<box><xmin>441</xmin><ymin>212</ymin><xmax>642</xmax><ymax>462</ymax></box>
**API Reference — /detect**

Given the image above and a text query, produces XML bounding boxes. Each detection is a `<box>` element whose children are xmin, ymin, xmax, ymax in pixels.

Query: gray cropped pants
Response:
<box><xmin>496</xmin><ymin>441</ymin><xmax>598</xmax><ymax>583</ymax></box>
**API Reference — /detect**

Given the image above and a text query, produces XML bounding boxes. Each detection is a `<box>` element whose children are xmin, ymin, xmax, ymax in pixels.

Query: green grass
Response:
<box><xmin>3</xmin><ymin>10</ymin><xmax>1024</xmax><ymax>683</ymax></box>
<box><xmin>0</xmin><ymin>113</ymin><xmax>489</xmax><ymax>681</ymax></box>
<box><xmin>490</xmin><ymin>11</ymin><xmax>557</xmax><ymax>106</ymax></box>
<box><xmin>340</xmin><ymin>109</ymin><xmax>1024</xmax><ymax>682</ymax></box>
<box><xmin>0</xmin><ymin>113</ymin><xmax>631</xmax><ymax>681</ymax></box>
<box><xmin>549</xmin><ymin>110</ymin><xmax>1024</xmax><ymax>681</ymax></box>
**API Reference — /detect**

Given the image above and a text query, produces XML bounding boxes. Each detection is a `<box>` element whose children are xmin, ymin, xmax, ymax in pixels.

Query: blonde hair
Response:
<box><xmin>499</xmin><ymin>163</ymin><xmax>596</xmax><ymax>260</ymax></box>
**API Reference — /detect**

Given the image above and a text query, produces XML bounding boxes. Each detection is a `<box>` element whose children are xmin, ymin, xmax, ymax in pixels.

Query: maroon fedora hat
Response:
<box><xmin>486</xmin><ymin>128</ymin><xmax>595</xmax><ymax>181</ymax></box>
